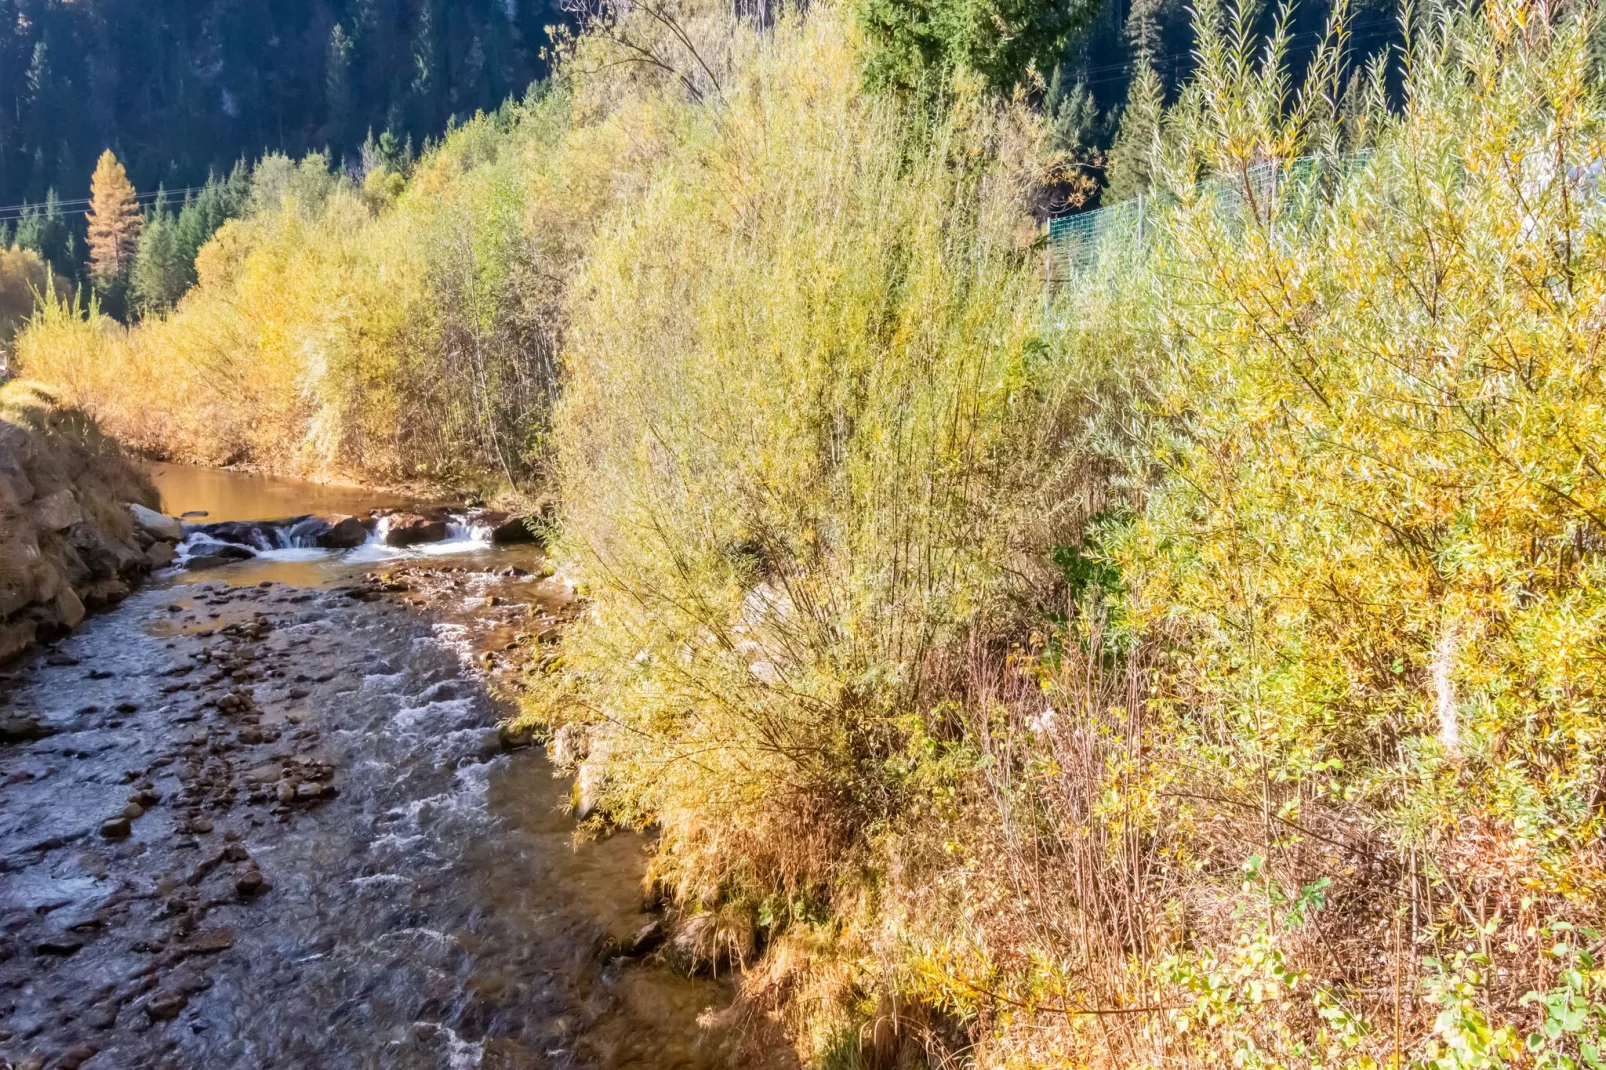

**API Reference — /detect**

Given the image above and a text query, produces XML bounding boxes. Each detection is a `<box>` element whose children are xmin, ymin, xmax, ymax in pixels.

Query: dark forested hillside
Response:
<box><xmin>0</xmin><ymin>0</ymin><xmax>566</xmax><ymax>207</ymax></box>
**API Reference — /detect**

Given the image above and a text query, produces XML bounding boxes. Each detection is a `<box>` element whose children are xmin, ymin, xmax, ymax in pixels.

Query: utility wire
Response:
<box><xmin>0</xmin><ymin>185</ymin><xmax>211</xmax><ymax>224</ymax></box>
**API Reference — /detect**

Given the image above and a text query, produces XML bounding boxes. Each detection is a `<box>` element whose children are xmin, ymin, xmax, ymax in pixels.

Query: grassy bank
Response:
<box><xmin>14</xmin><ymin>0</ymin><xmax>1606</xmax><ymax>1064</ymax></box>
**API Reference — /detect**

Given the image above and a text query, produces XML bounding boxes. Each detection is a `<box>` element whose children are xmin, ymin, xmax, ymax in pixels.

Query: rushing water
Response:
<box><xmin>0</xmin><ymin>467</ymin><xmax>792</xmax><ymax>1069</ymax></box>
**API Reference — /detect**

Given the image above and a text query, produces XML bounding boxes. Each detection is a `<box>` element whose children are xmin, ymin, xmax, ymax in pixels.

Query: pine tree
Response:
<box><xmin>86</xmin><ymin>150</ymin><xmax>141</xmax><ymax>285</ymax></box>
<box><xmin>1103</xmin><ymin>0</ymin><xmax>1168</xmax><ymax>202</ymax></box>
<box><xmin>1103</xmin><ymin>63</ymin><xmax>1165</xmax><ymax>202</ymax></box>
<box><xmin>1044</xmin><ymin>65</ymin><xmax>1102</xmax><ymax>156</ymax></box>
<box><xmin>327</xmin><ymin>23</ymin><xmax>356</xmax><ymax>151</ymax></box>
<box><xmin>131</xmin><ymin>187</ymin><xmax>185</xmax><ymax>315</ymax></box>
<box><xmin>13</xmin><ymin>189</ymin><xmax>69</xmax><ymax>277</ymax></box>
<box><xmin>173</xmin><ymin>164</ymin><xmax>249</xmax><ymax>288</ymax></box>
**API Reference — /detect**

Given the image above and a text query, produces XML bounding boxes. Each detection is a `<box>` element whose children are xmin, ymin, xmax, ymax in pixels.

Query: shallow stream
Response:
<box><xmin>0</xmin><ymin>467</ymin><xmax>789</xmax><ymax>1069</ymax></box>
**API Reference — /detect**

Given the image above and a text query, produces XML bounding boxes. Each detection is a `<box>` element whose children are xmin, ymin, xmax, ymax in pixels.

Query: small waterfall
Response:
<box><xmin>174</xmin><ymin>510</ymin><xmax>501</xmax><ymax>572</ymax></box>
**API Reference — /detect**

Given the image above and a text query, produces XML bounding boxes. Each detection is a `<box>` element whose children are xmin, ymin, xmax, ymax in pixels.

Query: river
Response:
<box><xmin>0</xmin><ymin>467</ymin><xmax>793</xmax><ymax>1069</ymax></box>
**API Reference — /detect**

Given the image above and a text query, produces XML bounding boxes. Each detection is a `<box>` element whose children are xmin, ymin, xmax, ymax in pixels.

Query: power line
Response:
<box><xmin>0</xmin><ymin>185</ymin><xmax>211</xmax><ymax>224</ymax></box>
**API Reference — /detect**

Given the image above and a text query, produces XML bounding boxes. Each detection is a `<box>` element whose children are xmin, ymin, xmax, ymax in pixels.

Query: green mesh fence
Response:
<box><xmin>1046</xmin><ymin>152</ymin><xmax>1373</xmax><ymax>284</ymax></box>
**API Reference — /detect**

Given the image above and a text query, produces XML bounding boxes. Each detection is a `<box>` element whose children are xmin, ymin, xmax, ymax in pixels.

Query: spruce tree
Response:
<box><xmin>173</xmin><ymin>164</ymin><xmax>249</xmax><ymax>288</ymax></box>
<box><xmin>13</xmin><ymin>190</ymin><xmax>70</xmax><ymax>276</ymax></box>
<box><xmin>1103</xmin><ymin>0</ymin><xmax>1168</xmax><ymax>202</ymax></box>
<box><xmin>327</xmin><ymin>24</ymin><xmax>356</xmax><ymax>151</ymax></box>
<box><xmin>86</xmin><ymin>150</ymin><xmax>141</xmax><ymax>287</ymax></box>
<box><xmin>131</xmin><ymin>187</ymin><xmax>185</xmax><ymax>315</ymax></box>
<box><xmin>1103</xmin><ymin>64</ymin><xmax>1165</xmax><ymax>202</ymax></box>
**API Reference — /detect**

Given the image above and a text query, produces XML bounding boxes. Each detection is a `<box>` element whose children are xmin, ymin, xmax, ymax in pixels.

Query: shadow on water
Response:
<box><xmin>0</xmin><ymin>467</ymin><xmax>796</xmax><ymax>1069</ymax></box>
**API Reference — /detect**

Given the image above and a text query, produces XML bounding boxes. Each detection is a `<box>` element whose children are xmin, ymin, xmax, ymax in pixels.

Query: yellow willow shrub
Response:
<box><xmin>543</xmin><ymin>3</ymin><xmax>1096</xmax><ymax>963</ymax></box>
<box><xmin>17</xmin><ymin>97</ymin><xmax>571</xmax><ymax>485</ymax></box>
<box><xmin>1027</xmin><ymin>1</ymin><xmax>1606</xmax><ymax>1065</ymax></box>
<box><xmin>16</xmin><ymin>183</ymin><xmax>428</xmax><ymax>473</ymax></box>
<box><xmin>830</xmin><ymin>4</ymin><xmax>1606</xmax><ymax>1067</ymax></box>
<box><xmin>1133</xmin><ymin>0</ymin><xmax>1606</xmax><ymax>896</ymax></box>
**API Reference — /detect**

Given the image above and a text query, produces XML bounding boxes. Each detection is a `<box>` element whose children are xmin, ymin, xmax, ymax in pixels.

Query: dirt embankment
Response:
<box><xmin>0</xmin><ymin>381</ymin><xmax>175</xmax><ymax>661</ymax></box>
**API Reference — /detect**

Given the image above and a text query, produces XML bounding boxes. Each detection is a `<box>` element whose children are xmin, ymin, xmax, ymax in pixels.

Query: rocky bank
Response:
<box><xmin>0</xmin><ymin>382</ymin><xmax>178</xmax><ymax>663</ymax></box>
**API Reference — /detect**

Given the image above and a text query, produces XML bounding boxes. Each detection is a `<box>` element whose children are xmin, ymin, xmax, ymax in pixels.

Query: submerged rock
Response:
<box><xmin>184</xmin><ymin>542</ymin><xmax>257</xmax><ymax>570</ymax></box>
<box><xmin>0</xmin><ymin>713</ymin><xmax>53</xmax><ymax>743</ymax></box>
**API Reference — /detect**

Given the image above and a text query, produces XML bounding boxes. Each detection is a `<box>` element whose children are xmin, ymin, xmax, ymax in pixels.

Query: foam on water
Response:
<box><xmin>173</xmin><ymin>512</ymin><xmax>495</xmax><ymax>574</ymax></box>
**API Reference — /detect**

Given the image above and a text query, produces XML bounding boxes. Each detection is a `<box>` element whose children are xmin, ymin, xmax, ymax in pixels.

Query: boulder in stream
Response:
<box><xmin>383</xmin><ymin>513</ymin><xmax>448</xmax><ymax>547</ymax></box>
<box><xmin>184</xmin><ymin>542</ymin><xmax>257</xmax><ymax>570</ymax></box>
<box><xmin>287</xmin><ymin>515</ymin><xmax>332</xmax><ymax>544</ymax></box>
<box><xmin>317</xmin><ymin>515</ymin><xmax>369</xmax><ymax>549</ymax></box>
<box><xmin>129</xmin><ymin>502</ymin><xmax>184</xmax><ymax>542</ymax></box>
<box><xmin>492</xmin><ymin>514</ymin><xmax>545</xmax><ymax>545</ymax></box>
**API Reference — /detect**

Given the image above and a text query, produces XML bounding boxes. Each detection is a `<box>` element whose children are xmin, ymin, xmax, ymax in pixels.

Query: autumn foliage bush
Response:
<box><xmin>17</xmin><ymin>118</ymin><xmax>570</xmax><ymax>488</ymax></box>
<box><xmin>538</xmin><ymin>0</ymin><xmax>1606</xmax><ymax>1066</ymax></box>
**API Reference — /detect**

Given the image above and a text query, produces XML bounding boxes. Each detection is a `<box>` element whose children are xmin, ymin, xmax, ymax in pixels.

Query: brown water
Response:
<box><xmin>148</xmin><ymin>463</ymin><xmax>413</xmax><ymax>523</ymax></box>
<box><xmin>0</xmin><ymin>468</ymin><xmax>793</xmax><ymax>1069</ymax></box>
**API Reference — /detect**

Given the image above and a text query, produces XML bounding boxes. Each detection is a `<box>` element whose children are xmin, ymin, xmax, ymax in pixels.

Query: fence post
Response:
<box><xmin>1044</xmin><ymin>219</ymin><xmax>1052</xmax><ymax>314</ymax></box>
<box><xmin>1269</xmin><ymin>164</ymin><xmax>1278</xmax><ymax>243</ymax></box>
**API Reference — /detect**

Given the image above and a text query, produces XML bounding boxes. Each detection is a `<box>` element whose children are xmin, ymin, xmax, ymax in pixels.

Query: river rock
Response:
<box><xmin>30</xmin><ymin>488</ymin><xmax>83</xmax><ymax>532</ymax></box>
<box><xmin>80</xmin><ymin>578</ymin><xmax>131</xmax><ymax>609</ymax></box>
<box><xmin>34</xmin><ymin>936</ymin><xmax>85</xmax><ymax>957</ymax></box>
<box><xmin>68</xmin><ymin>524</ymin><xmax>145</xmax><ymax>580</ymax></box>
<box><xmin>0</xmin><ymin>620</ymin><xmax>37</xmax><ymax>661</ymax></box>
<box><xmin>182</xmin><ymin>927</ymin><xmax>235</xmax><ymax>954</ymax></box>
<box><xmin>383</xmin><ymin>514</ymin><xmax>448</xmax><ymax>547</ymax></box>
<box><xmin>317</xmin><ymin>515</ymin><xmax>369</xmax><ymax>549</ymax></box>
<box><xmin>490</xmin><ymin>513</ymin><xmax>544</xmax><ymax>545</ymax></box>
<box><xmin>184</xmin><ymin>542</ymin><xmax>256</xmax><ymax>570</ymax></box>
<box><xmin>54</xmin><ymin>586</ymin><xmax>86</xmax><ymax>629</ymax></box>
<box><xmin>129</xmin><ymin>503</ymin><xmax>184</xmax><ymax>542</ymax></box>
<box><xmin>99</xmin><ymin>815</ymin><xmax>132</xmax><ymax>839</ymax></box>
<box><xmin>144</xmin><ymin>541</ymin><xmax>177</xmax><ymax>568</ymax></box>
<box><xmin>287</xmin><ymin>515</ymin><xmax>332</xmax><ymax>544</ymax></box>
<box><xmin>628</xmin><ymin>919</ymin><xmax>666</xmax><ymax>955</ymax></box>
<box><xmin>144</xmin><ymin>990</ymin><xmax>188</xmax><ymax>1020</ymax></box>
<box><xmin>498</xmin><ymin>722</ymin><xmax>537</xmax><ymax>750</ymax></box>
<box><xmin>54</xmin><ymin>1043</ymin><xmax>98</xmax><ymax>1069</ymax></box>
<box><xmin>0</xmin><ymin>713</ymin><xmax>53</xmax><ymax>742</ymax></box>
